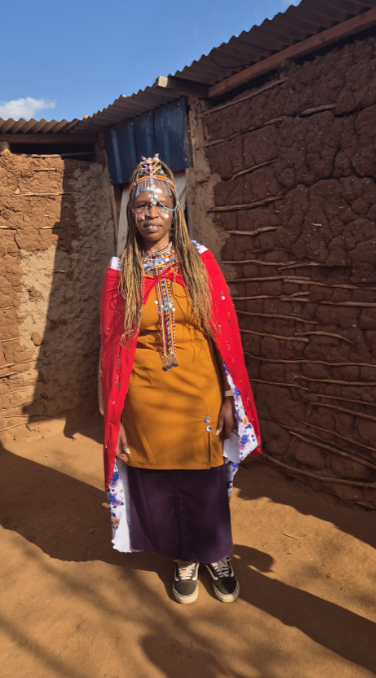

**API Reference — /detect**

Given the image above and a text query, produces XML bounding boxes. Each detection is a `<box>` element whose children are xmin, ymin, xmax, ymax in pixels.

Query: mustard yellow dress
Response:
<box><xmin>122</xmin><ymin>279</ymin><xmax>224</xmax><ymax>469</ymax></box>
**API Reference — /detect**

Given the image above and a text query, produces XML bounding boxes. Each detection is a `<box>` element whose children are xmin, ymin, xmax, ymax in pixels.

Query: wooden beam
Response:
<box><xmin>0</xmin><ymin>133</ymin><xmax>97</xmax><ymax>145</ymax></box>
<box><xmin>30</xmin><ymin>151</ymin><xmax>94</xmax><ymax>158</ymax></box>
<box><xmin>155</xmin><ymin>76</ymin><xmax>209</xmax><ymax>99</ymax></box>
<box><xmin>0</xmin><ymin>141</ymin><xmax>11</xmax><ymax>152</ymax></box>
<box><xmin>209</xmin><ymin>8</ymin><xmax>376</xmax><ymax>98</ymax></box>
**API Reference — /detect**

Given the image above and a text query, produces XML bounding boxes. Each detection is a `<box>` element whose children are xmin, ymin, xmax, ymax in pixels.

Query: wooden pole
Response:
<box><xmin>236</xmin><ymin>310</ymin><xmax>317</xmax><ymax>325</ymax></box>
<box><xmin>244</xmin><ymin>352</ymin><xmax>376</xmax><ymax>369</ymax></box>
<box><xmin>240</xmin><ymin>329</ymin><xmax>308</xmax><ymax>342</ymax></box>
<box><xmin>203</xmin><ymin>79</ymin><xmax>287</xmax><ymax>115</ymax></box>
<box><xmin>287</xmin><ymin>430</ymin><xmax>376</xmax><ymax>471</ymax></box>
<box><xmin>0</xmin><ymin>141</ymin><xmax>11</xmax><ymax>153</ymax></box>
<box><xmin>263</xmin><ymin>453</ymin><xmax>376</xmax><ymax>489</ymax></box>
<box><xmin>207</xmin><ymin>198</ymin><xmax>280</xmax><ymax>214</ymax></box>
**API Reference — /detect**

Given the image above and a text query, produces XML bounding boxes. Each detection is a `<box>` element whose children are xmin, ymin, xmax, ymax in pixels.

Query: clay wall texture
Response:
<box><xmin>198</xmin><ymin>35</ymin><xmax>376</xmax><ymax>508</ymax></box>
<box><xmin>0</xmin><ymin>152</ymin><xmax>114</xmax><ymax>444</ymax></box>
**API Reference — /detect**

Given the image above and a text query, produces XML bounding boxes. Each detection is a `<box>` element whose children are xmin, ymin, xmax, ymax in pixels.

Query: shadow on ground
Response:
<box><xmin>1</xmin><ymin>440</ymin><xmax>376</xmax><ymax>675</ymax></box>
<box><xmin>238</xmin><ymin>459</ymin><xmax>376</xmax><ymax>552</ymax></box>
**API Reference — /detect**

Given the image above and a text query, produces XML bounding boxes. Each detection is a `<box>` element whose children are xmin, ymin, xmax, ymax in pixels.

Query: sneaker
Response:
<box><xmin>172</xmin><ymin>560</ymin><xmax>199</xmax><ymax>604</ymax></box>
<box><xmin>205</xmin><ymin>556</ymin><xmax>240</xmax><ymax>603</ymax></box>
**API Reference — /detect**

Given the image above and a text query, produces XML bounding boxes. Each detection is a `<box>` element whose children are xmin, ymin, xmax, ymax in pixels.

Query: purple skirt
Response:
<box><xmin>127</xmin><ymin>465</ymin><xmax>233</xmax><ymax>563</ymax></box>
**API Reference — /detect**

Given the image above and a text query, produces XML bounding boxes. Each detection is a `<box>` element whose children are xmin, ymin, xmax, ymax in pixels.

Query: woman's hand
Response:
<box><xmin>216</xmin><ymin>397</ymin><xmax>236</xmax><ymax>440</ymax></box>
<box><xmin>116</xmin><ymin>423</ymin><xmax>131</xmax><ymax>463</ymax></box>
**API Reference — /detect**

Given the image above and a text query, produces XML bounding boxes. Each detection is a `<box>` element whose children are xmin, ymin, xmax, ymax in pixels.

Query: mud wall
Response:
<box><xmin>190</xmin><ymin>35</ymin><xmax>376</xmax><ymax>509</ymax></box>
<box><xmin>0</xmin><ymin>151</ymin><xmax>114</xmax><ymax>444</ymax></box>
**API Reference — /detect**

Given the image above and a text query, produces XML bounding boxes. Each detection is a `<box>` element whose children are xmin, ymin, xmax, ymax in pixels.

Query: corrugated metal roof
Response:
<box><xmin>2</xmin><ymin>0</ymin><xmax>376</xmax><ymax>137</ymax></box>
<box><xmin>0</xmin><ymin>117</ymin><xmax>80</xmax><ymax>135</ymax></box>
<box><xmin>71</xmin><ymin>85</ymin><xmax>181</xmax><ymax>134</ymax></box>
<box><xmin>73</xmin><ymin>0</ymin><xmax>376</xmax><ymax>133</ymax></box>
<box><xmin>172</xmin><ymin>0</ymin><xmax>376</xmax><ymax>85</ymax></box>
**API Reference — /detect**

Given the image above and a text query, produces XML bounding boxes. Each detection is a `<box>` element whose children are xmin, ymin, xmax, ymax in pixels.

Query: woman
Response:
<box><xmin>100</xmin><ymin>154</ymin><xmax>261</xmax><ymax>604</ymax></box>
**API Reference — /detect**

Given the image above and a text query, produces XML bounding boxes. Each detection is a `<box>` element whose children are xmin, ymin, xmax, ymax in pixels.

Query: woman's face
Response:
<box><xmin>133</xmin><ymin>190</ymin><xmax>174</xmax><ymax>251</ymax></box>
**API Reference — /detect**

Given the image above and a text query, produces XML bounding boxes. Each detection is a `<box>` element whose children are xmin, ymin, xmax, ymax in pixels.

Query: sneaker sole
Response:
<box><xmin>172</xmin><ymin>585</ymin><xmax>199</xmax><ymax>604</ymax></box>
<box><xmin>212</xmin><ymin>581</ymin><xmax>240</xmax><ymax>603</ymax></box>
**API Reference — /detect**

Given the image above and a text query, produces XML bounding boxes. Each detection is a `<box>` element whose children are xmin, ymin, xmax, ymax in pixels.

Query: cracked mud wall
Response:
<box><xmin>0</xmin><ymin>152</ymin><xmax>114</xmax><ymax>444</ymax></box>
<box><xmin>190</xmin><ymin>35</ymin><xmax>376</xmax><ymax>508</ymax></box>
<box><xmin>187</xmin><ymin>106</ymin><xmax>227</xmax><ymax>266</ymax></box>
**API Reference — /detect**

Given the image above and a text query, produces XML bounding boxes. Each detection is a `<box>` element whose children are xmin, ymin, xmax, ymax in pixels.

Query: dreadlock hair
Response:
<box><xmin>119</xmin><ymin>158</ymin><xmax>213</xmax><ymax>342</ymax></box>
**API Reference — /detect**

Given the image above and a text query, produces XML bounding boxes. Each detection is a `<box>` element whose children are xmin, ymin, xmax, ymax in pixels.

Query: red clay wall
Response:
<box><xmin>0</xmin><ymin>151</ymin><xmax>114</xmax><ymax>444</ymax></box>
<box><xmin>198</xmin><ymin>35</ymin><xmax>376</xmax><ymax>508</ymax></box>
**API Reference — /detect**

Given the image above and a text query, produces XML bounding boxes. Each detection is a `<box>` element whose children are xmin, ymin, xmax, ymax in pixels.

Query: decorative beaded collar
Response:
<box><xmin>143</xmin><ymin>243</ymin><xmax>176</xmax><ymax>275</ymax></box>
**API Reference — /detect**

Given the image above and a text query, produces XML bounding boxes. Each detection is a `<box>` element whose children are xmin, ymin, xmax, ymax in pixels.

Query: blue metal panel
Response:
<box><xmin>134</xmin><ymin>110</ymin><xmax>155</xmax><ymax>161</ymax></box>
<box><xmin>116</xmin><ymin>120</ymin><xmax>138</xmax><ymax>183</ymax></box>
<box><xmin>104</xmin><ymin>97</ymin><xmax>190</xmax><ymax>185</ymax></box>
<box><xmin>154</xmin><ymin>98</ymin><xmax>190</xmax><ymax>172</ymax></box>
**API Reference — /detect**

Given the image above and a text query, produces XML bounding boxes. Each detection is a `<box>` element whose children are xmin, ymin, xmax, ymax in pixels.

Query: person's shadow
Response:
<box><xmin>0</xmin><ymin>439</ymin><xmax>170</xmax><ymax>581</ymax></box>
<box><xmin>232</xmin><ymin>544</ymin><xmax>376</xmax><ymax>673</ymax></box>
<box><xmin>141</xmin><ymin>541</ymin><xmax>376</xmax><ymax>676</ymax></box>
<box><xmin>1</xmin><ymin>441</ymin><xmax>376</xmax><ymax>675</ymax></box>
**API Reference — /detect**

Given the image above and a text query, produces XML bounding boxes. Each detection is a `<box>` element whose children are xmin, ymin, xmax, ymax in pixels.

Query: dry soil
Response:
<box><xmin>1</xmin><ymin>414</ymin><xmax>375</xmax><ymax>678</ymax></box>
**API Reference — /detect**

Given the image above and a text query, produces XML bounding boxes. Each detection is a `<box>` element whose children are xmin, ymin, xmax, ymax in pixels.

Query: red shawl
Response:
<box><xmin>100</xmin><ymin>248</ymin><xmax>261</xmax><ymax>489</ymax></box>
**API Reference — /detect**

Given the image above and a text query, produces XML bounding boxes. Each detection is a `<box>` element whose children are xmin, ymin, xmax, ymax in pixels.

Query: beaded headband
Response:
<box><xmin>130</xmin><ymin>154</ymin><xmax>177</xmax><ymax>192</ymax></box>
<box><xmin>130</xmin><ymin>153</ymin><xmax>178</xmax><ymax>213</ymax></box>
<box><xmin>139</xmin><ymin>154</ymin><xmax>166</xmax><ymax>177</ymax></box>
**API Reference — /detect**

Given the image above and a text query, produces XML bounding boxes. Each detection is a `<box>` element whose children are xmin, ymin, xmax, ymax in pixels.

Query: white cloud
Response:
<box><xmin>0</xmin><ymin>97</ymin><xmax>56</xmax><ymax>121</ymax></box>
<box><xmin>282</xmin><ymin>0</ymin><xmax>300</xmax><ymax>5</ymax></box>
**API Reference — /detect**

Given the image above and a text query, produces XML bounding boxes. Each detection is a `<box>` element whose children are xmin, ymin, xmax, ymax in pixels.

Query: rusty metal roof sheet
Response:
<box><xmin>2</xmin><ymin>0</ymin><xmax>376</xmax><ymax>137</ymax></box>
<box><xmin>0</xmin><ymin>117</ymin><xmax>80</xmax><ymax>135</ymax></box>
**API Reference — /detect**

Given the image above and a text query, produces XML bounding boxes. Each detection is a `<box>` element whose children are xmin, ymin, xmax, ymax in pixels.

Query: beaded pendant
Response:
<box><xmin>155</xmin><ymin>278</ymin><xmax>178</xmax><ymax>371</ymax></box>
<box><xmin>143</xmin><ymin>244</ymin><xmax>179</xmax><ymax>371</ymax></box>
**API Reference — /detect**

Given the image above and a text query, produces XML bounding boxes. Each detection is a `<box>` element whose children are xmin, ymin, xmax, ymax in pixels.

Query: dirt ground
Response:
<box><xmin>1</xmin><ymin>414</ymin><xmax>375</xmax><ymax>678</ymax></box>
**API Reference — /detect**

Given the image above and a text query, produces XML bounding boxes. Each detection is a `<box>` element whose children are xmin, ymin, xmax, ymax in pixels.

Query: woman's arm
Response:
<box><xmin>116</xmin><ymin>422</ymin><xmax>131</xmax><ymax>463</ymax></box>
<box><xmin>215</xmin><ymin>350</ymin><xmax>233</xmax><ymax>395</ymax></box>
<box><xmin>212</xmin><ymin>343</ymin><xmax>236</xmax><ymax>439</ymax></box>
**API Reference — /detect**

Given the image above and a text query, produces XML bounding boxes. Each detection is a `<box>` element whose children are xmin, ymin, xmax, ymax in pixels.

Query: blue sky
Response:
<box><xmin>0</xmin><ymin>0</ymin><xmax>299</xmax><ymax>122</ymax></box>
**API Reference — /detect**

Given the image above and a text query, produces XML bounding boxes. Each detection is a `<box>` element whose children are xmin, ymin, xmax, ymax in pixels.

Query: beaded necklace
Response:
<box><xmin>143</xmin><ymin>243</ymin><xmax>179</xmax><ymax>371</ymax></box>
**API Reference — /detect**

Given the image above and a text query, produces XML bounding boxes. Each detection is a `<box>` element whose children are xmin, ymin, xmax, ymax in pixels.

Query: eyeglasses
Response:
<box><xmin>131</xmin><ymin>195</ymin><xmax>177</xmax><ymax>216</ymax></box>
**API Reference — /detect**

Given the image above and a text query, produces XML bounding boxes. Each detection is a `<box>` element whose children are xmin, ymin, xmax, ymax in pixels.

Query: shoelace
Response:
<box><xmin>210</xmin><ymin>558</ymin><xmax>232</xmax><ymax>577</ymax></box>
<box><xmin>175</xmin><ymin>560</ymin><xmax>197</xmax><ymax>580</ymax></box>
